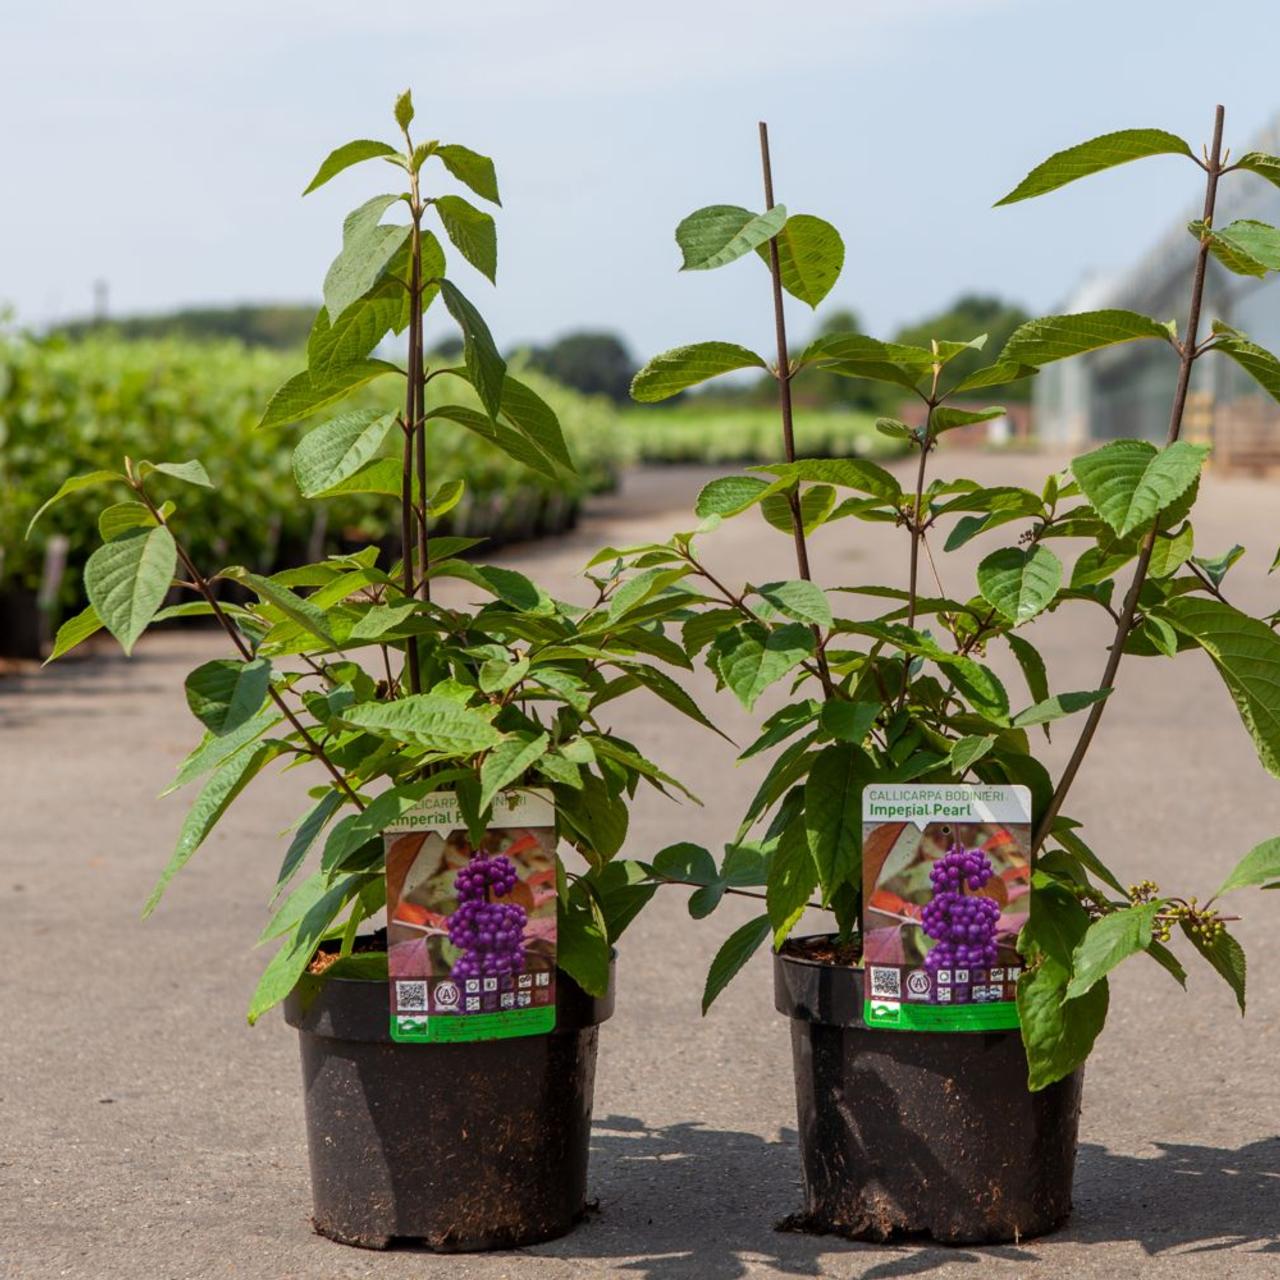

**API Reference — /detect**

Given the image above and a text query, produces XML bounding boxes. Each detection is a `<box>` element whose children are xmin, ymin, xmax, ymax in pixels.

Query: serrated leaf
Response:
<box><xmin>949</xmin><ymin>360</ymin><xmax>1039</xmax><ymax>394</ymax></box>
<box><xmin>274</xmin><ymin>791</ymin><xmax>345</xmax><ymax>898</ymax></box>
<box><xmin>436</xmin><ymin>143</ymin><xmax>501</xmax><ymax>205</ymax></box>
<box><xmin>232</xmin><ymin>571</ymin><xmax>337</xmax><ymax>647</ymax></box>
<box><xmin>753</xmin><ymin>213</ymin><xmax>844</xmax><ymax>307</ymax></box>
<box><xmin>557</xmin><ymin>890</ymin><xmax>611</xmax><ymax>997</ymax></box>
<box><xmin>931</xmin><ymin>405</ymin><xmax>1006</xmax><ymax>436</ymax></box>
<box><xmin>760</xmin><ymin>483</ymin><xmax>836</xmax><ymax>536</ymax></box>
<box><xmin>258</xmin><ymin>359</ymin><xmax>398</xmax><ymax>431</ymax></box>
<box><xmin>819</xmin><ymin>700</ymin><xmax>879</xmax><ymax>744</ymax></box>
<box><xmin>804</xmin><ymin>743</ymin><xmax>866</xmax><ymax>900</ymax></box>
<box><xmin>1215</xmin><ymin>837</ymin><xmax>1280</xmax><ymax>896</ymax></box>
<box><xmin>1209</xmin><ymin>322</ymin><xmax>1280</xmax><ymax>403</ymax></box>
<box><xmin>44</xmin><ymin>604</ymin><xmax>103</xmax><ymax>664</ymax></box>
<box><xmin>799</xmin><ymin>331</ymin><xmax>930</xmax><ymax>392</ymax></box>
<box><xmin>27</xmin><ymin>470</ymin><xmax>124</xmax><ymax>539</ymax></box>
<box><xmin>292</xmin><ymin>409</ymin><xmax>398</xmax><ymax>499</ymax></box>
<box><xmin>427</xmin><ymin>403</ymin><xmax>558</xmax><ymax>480</ymax></box>
<box><xmin>767</xmin><ymin>821</ymin><xmax>817</xmax><ymax>947</ymax></box>
<box><xmin>1003</xmin><ymin>310</ymin><xmax>1173</xmax><ymax>367</ymax></box>
<box><xmin>676</xmin><ymin>203</ymin><xmax>787</xmax><ymax>271</ymax></box>
<box><xmin>702</xmin><ymin>914</ymin><xmax>771</xmax><ymax>1013</ymax></box>
<box><xmin>141</xmin><ymin>459</ymin><xmax>212</xmax><ymax>489</ymax></box>
<box><xmin>1018</xmin><ymin>959</ymin><xmax>1109</xmax><ymax>1091</ymax></box>
<box><xmin>439</xmin><ymin>280</ymin><xmax>506</xmax><ymax>416</ymax></box>
<box><xmin>996</xmin><ymin>128</ymin><xmax>1193</xmax><ymax>205</ymax></box>
<box><xmin>499</xmin><ymin>375</ymin><xmax>573</xmax><ymax>472</ymax></box>
<box><xmin>1006</xmin><ymin>632</ymin><xmax>1050</xmax><ymax>706</ymax></box>
<box><xmin>977</xmin><ymin>545</ymin><xmax>1063</xmax><ymax>624</ymax></box>
<box><xmin>1162</xmin><ymin>596</ymin><xmax>1280</xmax><ymax>777</ymax></box>
<box><xmin>950</xmin><ymin>734</ymin><xmax>995</xmax><ymax>773</ymax></box>
<box><xmin>479</xmin><ymin>733</ymin><xmax>550</xmax><ymax>811</ymax></box>
<box><xmin>756</xmin><ymin>579</ymin><xmax>832</xmax><ymax>627</ymax></box>
<box><xmin>711</xmin><ymin>621</ymin><xmax>814</xmax><ymax>711</ymax></box>
<box><xmin>323</xmin><ymin>195</ymin><xmax>412</xmax><ymax>321</ymax></box>
<box><xmin>98</xmin><ymin>500</ymin><xmax>162</xmax><ymax>541</ymax></box>
<box><xmin>1012</xmin><ymin>688</ymin><xmax>1110</xmax><ymax>728</ymax></box>
<box><xmin>1181</xmin><ymin>922</ymin><xmax>1246</xmax><ymax>1013</ymax></box>
<box><xmin>341</xmin><ymin>694</ymin><xmax>504</xmax><ymax>754</ymax></box>
<box><xmin>84</xmin><ymin>525</ymin><xmax>177</xmax><ymax>656</ymax></box>
<box><xmin>1192</xmin><ymin>544</ymin><xmax>1244</xmax><ymax>588</ymax></box>
<box><xmin>695</xmin><ymin>475</ymin><xmax>775</xmax><ymax>518</ymax></box>
<box><xmin>1193</xmin><ymin>218</ymin><xmax>1280</xmax><ymax>278</ymax></box>
<box><xmin>1232</xmin><ymin>151</ymin><xmax>1280</xmax><ymax>190</ymax></box>
<box><xmin>631</xmin><ymin>342</ymin><xmax>767</xmax><ymax>403</ymax></box>
<box><xmin>1066</xmin><ymin>904</ymin><xmax>1160</xmax><ymax>999</ymax></box>
<box><xmin>303</xmin><ymin>139</ymin><xmax>399</xmax><ymax>195</ymax></box>
<box><xmin>752</xmin><ymin>457</ymin><xmax>902</xmax><ymax>501</ymax></box>
<box><xmin>1070</xmin><ymin>439</ymin><xmax>1208</xmax><ymax>538</ymax></box>
<box><xmin>435</xmin><ymin>194</ymin><xmax>497</xmax><ymax>283</ymax></box>
<box><xmin>184</xmin><ymin>658</ymin><xmax>272</xmax><ymax>736</ymax></box>
<box><xmin>651</xmin><ymin>842</ymin><xmax>719</xmax><ymax>886</ymax></box>
<box><xmin>1148</xmin><ymin>523</ymin><xmax>1195</xmax><ymax>578</ymax></box>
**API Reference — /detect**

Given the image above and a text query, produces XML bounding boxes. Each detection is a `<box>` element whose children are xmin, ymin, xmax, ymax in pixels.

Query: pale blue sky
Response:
<box><xmin>5</xmin><ymin>0</ymin><xmax>1280</xmax><ymax>360</ymax></box>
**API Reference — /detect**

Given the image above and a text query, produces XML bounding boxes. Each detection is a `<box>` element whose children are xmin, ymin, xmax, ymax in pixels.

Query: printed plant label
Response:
<box><xmin>861</xmin><ymin>783</ymin><xmax>1032</xmax><ymax>1032</ymax></box>
<box><xmin>385</xmin><ymin>788</ymin><xmax>557</xmax><ymax>1043</ymax></box>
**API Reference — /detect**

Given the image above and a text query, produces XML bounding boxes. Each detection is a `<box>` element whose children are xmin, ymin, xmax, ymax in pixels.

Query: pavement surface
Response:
<box><xmin>2</xmin><ymin>454</ymin><xmax>1278</xmax><ymax>1280</ymax></box>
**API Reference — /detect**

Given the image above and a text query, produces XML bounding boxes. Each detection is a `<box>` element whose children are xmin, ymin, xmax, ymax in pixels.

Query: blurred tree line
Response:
<box><xmin>53</xmin><ymin>294</ymin><xmax>1031</xmax><ymax>407</ymax></box>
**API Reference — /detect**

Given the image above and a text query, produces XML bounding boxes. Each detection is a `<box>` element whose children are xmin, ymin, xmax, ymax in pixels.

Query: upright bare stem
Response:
<box><xmin>758</xmin><ymin>121</ymin><xmax>834</xmax><ymax>698</ymax></box>
<box><xmin>1031</xmin><ymin>104</ymin><xmax>1226</xmax><ymax>854</ymax></box>
<box><xmin>401</xmin><ymin>145</ymin><xmax>425</xmax><ymax>693</ymax></box>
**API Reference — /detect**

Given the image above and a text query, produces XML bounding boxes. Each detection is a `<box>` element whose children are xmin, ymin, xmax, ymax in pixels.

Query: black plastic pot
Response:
<box><xmin>774</xmin><ymin>938</ymin><xmax>1082</xmax><ymax>1244</ymax></box>
<box><xmin>283</xmin><ymin>959</ymin><xmax>615</xmax><ymax>1251</ymax></box>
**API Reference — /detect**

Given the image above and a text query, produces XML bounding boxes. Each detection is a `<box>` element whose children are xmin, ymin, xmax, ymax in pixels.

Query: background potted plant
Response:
<box><xmin>619</xmin><ymin>110</ymin><xmax>1280</xmax><ymax>1243</ymax></box>
<box><xmin>30</xmin><ymin>92</ymin><xmax>710</xmax><ymax>1252</ymax></box>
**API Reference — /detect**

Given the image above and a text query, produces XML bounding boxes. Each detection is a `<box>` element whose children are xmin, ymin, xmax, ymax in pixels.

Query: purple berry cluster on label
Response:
<box><xmin>449</xmin><ymin>854</ymin><xmax>527</xmax><ymax>980</ymax></box>
<box><xmin>921</xmin><ymin>842</ymin><xmax>1001</xmax><ymax>972</ymax></box>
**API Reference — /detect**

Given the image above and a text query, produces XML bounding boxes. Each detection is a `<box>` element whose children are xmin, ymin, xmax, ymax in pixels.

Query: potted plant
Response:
<box><xmin>621</xmin><ymin>111</ymin><xmax>1280</xmax><ymax>1243</ymax></box>
<box><xmin>30</xmin><ymin>92</ymin><xmax>709</xmax><ymax>1251</ymax></box>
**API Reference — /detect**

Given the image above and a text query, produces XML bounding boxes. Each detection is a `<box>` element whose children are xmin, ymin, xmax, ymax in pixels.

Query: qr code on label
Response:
<box><xmin>396</xmin><ymin>981</ymin><xmax>428</xmax><ymax>1012</ymax></box>
<box><xmin>869</xmin><ymin>967</ymin><xmax>901</xmax><ymax>999</ymax></box>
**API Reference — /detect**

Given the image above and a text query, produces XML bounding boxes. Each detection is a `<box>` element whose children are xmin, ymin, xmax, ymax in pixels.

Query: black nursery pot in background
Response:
<box><xmin>283</xmin><ymin>960</ymin><xmax>615</xmax><ymax>1251</ymax></box>
<box><xmin>774</xmin><ymin>939</ymin><xmax>1082</xmax><ymax>1245</ymax></box>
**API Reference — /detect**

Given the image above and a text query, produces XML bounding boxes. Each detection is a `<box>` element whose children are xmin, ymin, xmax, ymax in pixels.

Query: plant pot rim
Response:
<box><xmin>778</xmin><ymin>932</ymin><xmax>863</xmax><ymax>972</ymax></box>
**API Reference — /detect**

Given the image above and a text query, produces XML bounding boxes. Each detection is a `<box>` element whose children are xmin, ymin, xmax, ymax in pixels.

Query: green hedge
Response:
<box><xmin>0</xmin><ymin>332</ymin><xmax>626</xmax><ymax>607</ymax></box>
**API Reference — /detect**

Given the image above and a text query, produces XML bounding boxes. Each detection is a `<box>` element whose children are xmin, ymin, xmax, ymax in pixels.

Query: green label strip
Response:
<box><xmin>391</xmin><ymin>1006</ymin><xmax>556</xmax><ymax>1044</ymax></box>
<box><xmin>864</xmin><ymin>999</ymin><xmax>1020</xmax><ymax>1032</ymax></box>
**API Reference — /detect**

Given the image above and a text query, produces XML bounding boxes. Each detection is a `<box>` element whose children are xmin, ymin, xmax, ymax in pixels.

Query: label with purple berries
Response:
<box><xmin>384</xmin><ymin>788</ymin><xmax>557</xmax><ymax>1043</ymax></box>
<box><xmin>861</xmin><ymin>783</ymin><xmax>1032</xmax><ymax>1032</ymax></box>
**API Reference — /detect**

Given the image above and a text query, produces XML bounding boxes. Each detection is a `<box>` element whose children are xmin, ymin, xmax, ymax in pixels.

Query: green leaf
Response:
<box><xmin>393</xmin><ymin>89</ymin><xmax>414</xmax><ymax>129</ymax></box>
<box><xmin>752</xmin><ymin>457</ymin><xmax>902</xmax><ymax>502</ymax></box>
<box><xmin>1162</xmin><ymin>596</ymin><xmax>1280</xmax><ymax>777</ymax></box>
<box><xmin>319</xmin><ymin>784</ymin><xmax>433</xmax><ymax>874</ymax></box>
<box><xmin>711</xmin><ymin>622</ymin><xmax>814</xmax><ymax>711</ymax></box>
<box><xmin>1006</xmin><ymin>632</ymin><xmax>1050</xmax><ymax>708</ymax></box>
<box><xmin>977</xmin><ymin>545</ymin><xmax>1063</xmax><ymax>624</ymax></box>
<box><xmin>695</xmin><ymin>475</ymin><xmax>775</xmax><ymax>519</ymax></box>
<box><xmin>739</xmin><ymin>700</ymin><xmax>821</xmax><ymax>760</ymax></box>
<box><xmin>950</xmin><ymin>734</ymin><xmax>995</xmax><ymax>773</ymax></box>
<box><xmin>98</xmin><ymin>500</ymin><xmax>165</xmax><ymax>541</ymax></box>
<box><xmin>1192</xmin><ymin>218</ymin><xmax>1280</xmax><ymax>277</ymax></box>
<box><xmin>141</xmin><ymin>459</ymin><xmax>213</xmax><ymax>489</ymax></box>
<box><xmin>995</xmin><ymin>128</ymin><xmax>1193</xmax><ymax>205</ymax></box>
<box><xmin>27</xmin><ymin>470</ymin><xmax>124</xmax><ymax>539</ymax></box>
<box><xmin>1011</xmin><ymin>688</ymin><xmax>1111</xmax><ymax>728</ymax></box>
<box><xmin>557</xmin><ymin>771</ymin><xmax>629</xmax><ymax>863</ymax></box>
<box><xmin>760</xmin><ymin>484</ymin><xmax>835</xmax><ymax>536</ymax></box>
<box><xmin>258</xmin><ymin>358</ymin><xmax>398</xmax><ymax>431</ymax></box>
<box><xmin>44</xmin><ymin>604</ymin><xmax>103</xmax><ymax>664</ymax></box>
<box><xmin>185</xmin><ymin>658</ymin><xmax>272</xmax><ymax>736</ymax></box>
<box><xmin>950</xmin><ymin>360</ymin><xmax>1039</xmax><ymax>394</ymax></box>
<box><xmin>303</xmin><ymin>139</ymin><xmax>399</xmax><ymax>195</ymax></box>
<box><xmin>1066</xmin><ymin>903</ymin><xmax>1160</xmax><ymax>999</ymax></box>
<box><xmin>499</xmin><ymin>375</ymin><xmax>574</xmax><ymax>472</ymax></box>
<box><xmin>1192</xmin><ymin>544</ymin><xmax>1244</xmax><ymax>588</ymax></box>
<box><xmin>232</xmin><ymin>571</ymin><xmax>337</xmax><ymax>648</ymax></box>
<box><xmin>756</xmin><ymin>579</ymin><xmax>832</xmax><ymax>628</ymax></box>
<box><xmin>766</xmin><ymin>820</ymin><xmax>817</xmax><ymax>947</ymax></box>
<box><xmin>1070</xmin><ymin>439</ymin><xmax>1207</xmax><ymax>538</ymax></box>
<box><xmin>144</xmin><ymin>740</ymin><xmax>277</xmax><ymax>915</ymax></box>
<box><xmin>819</xmin><ymin>700</ymin><xmax>879</xmax><ymax>744</ymax></box>
<box><xmin>804</xmin><ymin>743</ymin><xmax>865</xmax><ymax>901</ymax></box>
<box><xmin>1182</xmin><ymin>922</ymin><xmax>1246</xmax><ymax>1014</ymax></box>
<box><xmin>1149</xmin><ymin>523</ymin><xmax>1195</xmax><ymax>579</ymax></box>
<box><xmin>753</xmin><ymin>213</ymin><xmax>844</xmax><ymax>307</ymax></box>
<box><xmin>479</xmin><ymin>733</ymin><xmax>550</xmax><ymax>812</ymax></box>
<box><xmin>588</xmin><ymin>859</ymin><xmax>657</xmax><ymax>942</ymax></box>
<box><xmin>631</xmin><ymin>342</ymin><xmax>768</xmax><ymax>403</ymax></box>
<box><xmin>427</xmin><ymin>404</ymin><xmax>558</xmax><ymax>480</ymax></box>
<box><xmin>292</xmin><ymin>409</ymin><xmax>398</xmax><ymax>499</ymax></box>
<box><xmin>800</xmin><ymin>332</ymin><xmax>931</xmax><ymax>392</ymax></box>
<box><xmin>1209</xmin><ymin>322</ymin><xmax>1280</xmax><ymax>403</ymax></box>
<box><xmin>702</xmin><ymin>914</ymin><xmax>771</xmax><ymax>1013</ymax></box>
<box><xmin>1003</xmin><ymin>310</ymin><xmax>1173</xmax><ymax>368</ymax></box>
<box><xmin>436</xmin><ymin>143</ymin><xmax>501</xmax><ymax>205</ymax></box>
<box><xmin>931</xmin><ymin>405</ymin><xmax>1006</xmax><ymax>436</ymax></box>
<box><xmin>434</xmin><ymin>194</ymin><xmax>497</xmax><ymax>283</ymax></box>
<box><xmin>651</xmin><ymin>842</ymin><xmax>719</xmax><ymax>886</ymax></box>
<box><xmin>84</xmin><ymin>525</ymin><xmax>177</xmax><ymax>656</ymax></box>
<box><xmin>439</xmin><ymin>280</ymin><xmax>506</xmax><ymax>416</ymax></box>
<box><xmin>1215</xmin><ymin>836</ymin><xmax>1280</xmax><ymax>896</ymax></box>
<box><xmin>274</xmin><ymin>791</ymin><xmax>345</xmax><ymax>897</ymax></box>
<box><xmin>676</xmin><ymin>204</ymin><xmax>787</xmax><ymax>271</ymax></box>
<box><xmin>1018</xmin><ymin>959</ymin><xmax>1109</xmax><ymax>1091</ymax></box>
<box><xmin>323</xmin><ymin>195</ymin><xmax>412</xmax><ymax>321</ymax></box>
<box><xmin>558</xmin><ymin>889</ymin><xmax>611</xmax><ymax>997</ymax></box>
<box><xmin>342</xmin><ymin>694</ymin><xmax>504</xmax><ymax>754</ymax></box>
<box><xmin>1232</xmin><ymin>151</ymin><xmax>1280</xmax><ymax>190</ymax></box>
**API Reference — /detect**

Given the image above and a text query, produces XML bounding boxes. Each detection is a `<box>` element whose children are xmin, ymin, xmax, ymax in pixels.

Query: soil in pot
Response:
<box><xmin>775</xmin><ymin>935</ymin><xmax>1082</xmax><ymax>1246</ymax></box>
<box><xmin>284</xmin><ymin>940</ymin><xmax>614</xmax><ymax>1252</ymax></box>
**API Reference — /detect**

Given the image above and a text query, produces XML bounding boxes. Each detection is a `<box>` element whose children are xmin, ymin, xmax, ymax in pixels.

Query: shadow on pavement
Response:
<box><xmin>528</xmin><ymin>1120</ymin><xmax>1280</xmax><ymax>1278</ymax></box>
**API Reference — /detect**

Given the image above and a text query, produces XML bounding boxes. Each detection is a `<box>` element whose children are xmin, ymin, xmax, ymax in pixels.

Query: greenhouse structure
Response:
<box><xmin>1034</xmin><ymin>116</ymin><xmax>1280</xmax><ymax>471</ymax></box>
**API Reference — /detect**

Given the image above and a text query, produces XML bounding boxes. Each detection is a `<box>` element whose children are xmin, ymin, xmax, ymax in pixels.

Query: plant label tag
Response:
<box><xmin>861</xmin><ymin>783</ymin><xmax>1032</xmax><ymax>1032</ymax></box>
<box><xmin>384</xmin><ymin>788</ymin><xmax>557</xmax><ymax>1043</ymax></box>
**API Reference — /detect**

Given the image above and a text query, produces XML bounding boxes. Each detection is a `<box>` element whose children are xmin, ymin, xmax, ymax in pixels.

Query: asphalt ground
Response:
<box><xmin>2</xmin><ymin>455</ymin><xmax>1278</xmax><ymax>1279</ymax></box>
